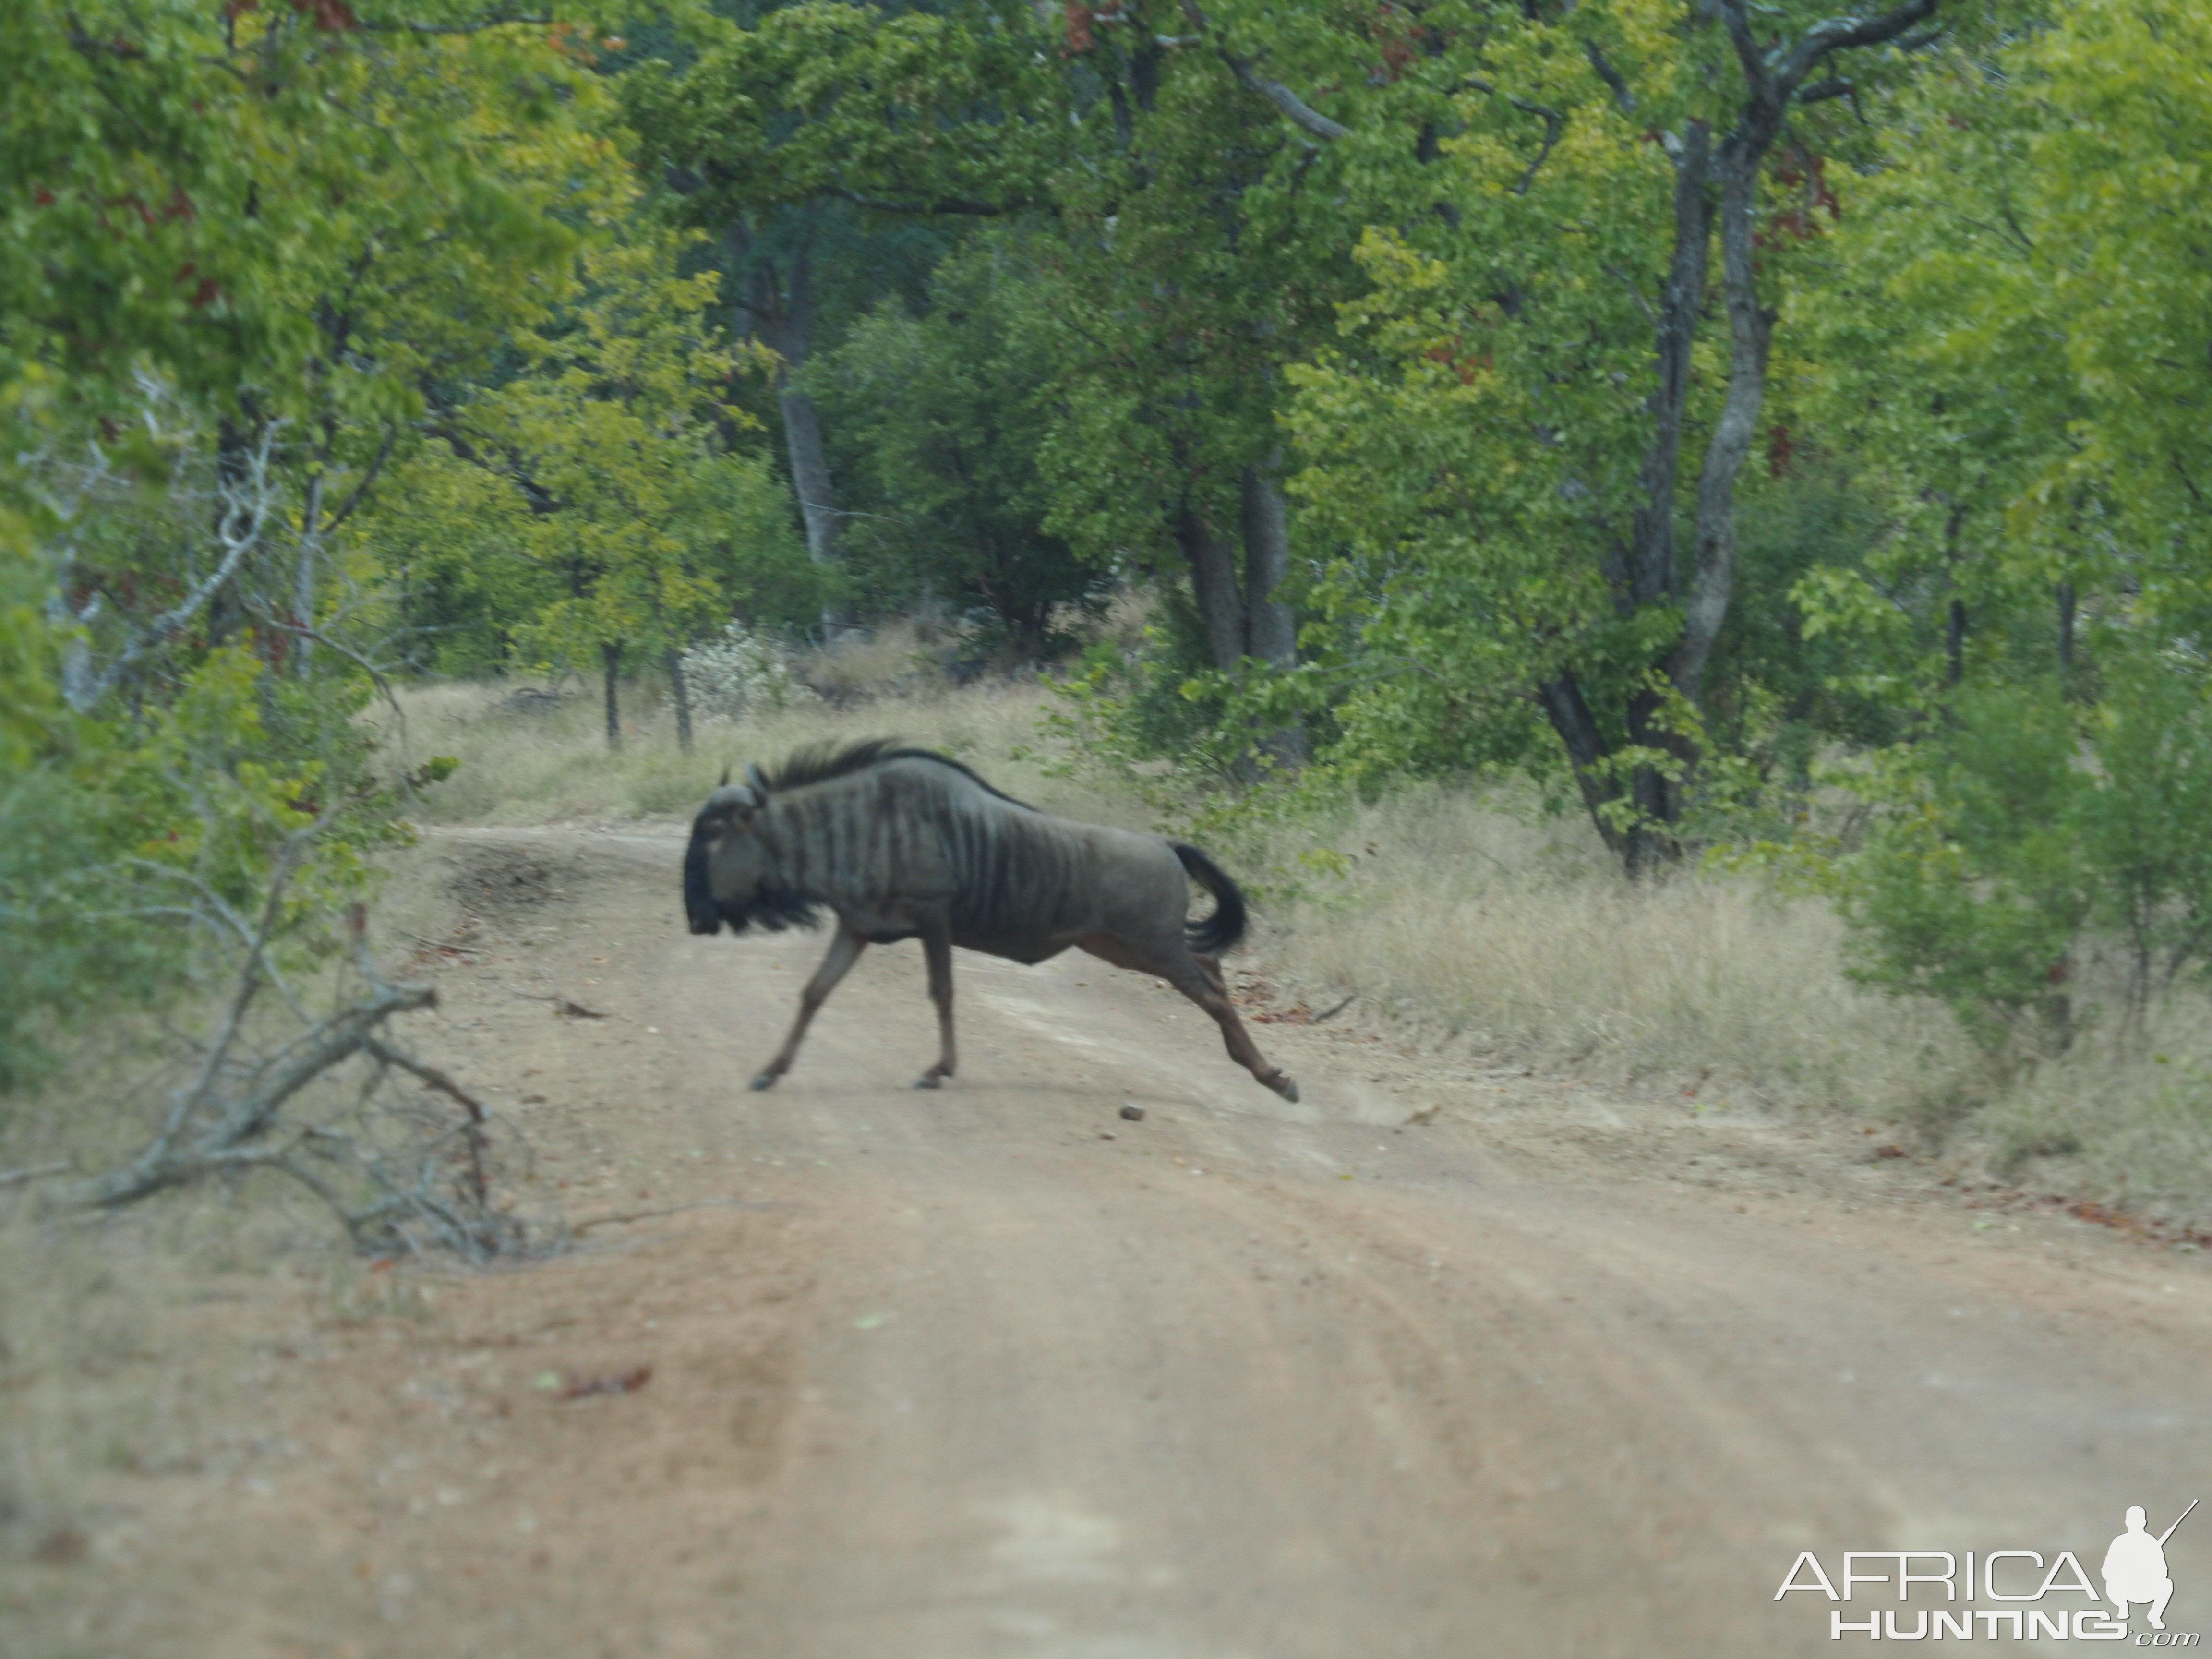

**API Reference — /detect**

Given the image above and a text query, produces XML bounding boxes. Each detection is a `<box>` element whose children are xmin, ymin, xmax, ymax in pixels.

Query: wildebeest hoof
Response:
<box><xmin>750</xmin><ymin>1072</ymin><xmax>779</xmax><ymax>1092</ymax></box>
<box><xmin>1272</xmin><ymin>1074</ymin><xmax>1300</xmax><ymax>1104</ymax></box>
<box><xmin>914</xmin><ymin>1073</ymin><xmax>943</xmax><ymax>1090</ymax></box>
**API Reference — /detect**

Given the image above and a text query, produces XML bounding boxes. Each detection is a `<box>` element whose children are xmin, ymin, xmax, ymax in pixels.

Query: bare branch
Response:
<box><xmin>1174</xmin><ymin>7</ymin><xmax>1351</xmax><ymax>144</ymax></box>
<box><xmin>62</xmin><ymin>420</ymin><xmax>286</xmax><ymax>714</ymax></box>
<box><xmin>1716</xmin><ymin>0</ymin><xmax>1778</xmax><ymax>108</ymax></box>
<box><xmin>825</xmin><ymin>188</ymin><xmax>1030</xmax><ymax>217</ymax></box>
<box><xmin>1453</xmin><ymin>78</ymin><xmax>1569</xmax><ymax>194</ymax></box>
<box><xmin>363</xmin><ymin>1038</ymin><xmax>489</xmax><ymax>1204</ymax></box>
<box><xmin>318</xmin><ymin>425</ymin><xmax>399</xmax><ymax>536</ymax></box>
<box><xmin>1513</xmin><ymin>104</ymin><xmax>1565</xmax><ymax>195</ymax></box>
<box><xmin>1586</xmin><ymin>41</ymin><xmax>1637</xmax><ymax>116</ymax></box>
<box><xmin>1219</xmin><ymin>50</ymin><xmax>1351</xmax><ymax>142</ymax></box>
<box><xmin>362</xmin><ymin>1041</ymin><xmax>484</xmax><ymax>1122</ymax></box>
<box><xmin>1776</xmin><ymin>0</ymin><xmax>1943</xmax><ymax>95</ymax></box>
<box><xmin>354</xmin><ymin>12</ymin><xmax>552</xmax><ymax>35</ymax></box>
<box><xmin>0</xmin><ymin>1161</ymin><xmax>73</xmax><ymax>1190</ymax></box>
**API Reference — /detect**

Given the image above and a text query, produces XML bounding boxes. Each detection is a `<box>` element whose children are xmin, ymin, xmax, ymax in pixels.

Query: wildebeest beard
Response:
<box><xmin>682</xmin><ymin>827</ymin><xmax>821</xmax><ymax>936</ymax></box>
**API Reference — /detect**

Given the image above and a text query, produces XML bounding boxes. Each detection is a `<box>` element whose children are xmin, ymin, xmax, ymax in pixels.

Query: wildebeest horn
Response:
<box><xmin>747</xmin><ymin>762</ymin><xmax>770</xmax><ymax>796</ymax></box>
<box><xmin>719</xmin><ymin>766</ymin><xmax>731</xmax><ymax>787</ymax></box>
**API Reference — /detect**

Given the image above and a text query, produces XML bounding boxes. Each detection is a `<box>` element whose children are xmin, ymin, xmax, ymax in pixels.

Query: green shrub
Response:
<box><xmin>1839</xmin><ymin>666</ymin><xmax>2212</xmax><ymax>1058</ymax></box>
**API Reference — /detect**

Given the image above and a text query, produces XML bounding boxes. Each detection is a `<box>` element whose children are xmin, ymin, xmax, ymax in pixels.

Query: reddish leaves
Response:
<box><xmin>1768</xmin><ymin>423</ymin><xmax>1796</xmax><ymax>478</ymax></box>
<box><xmin>290</xmin><ymin>0</ymin><xmax>358</xmax><ymax>31</ymax></box>
<box><xmin>1765</xmin><ymin>150</ymin><xmax>1843</xmax><ymax>246</ymax></box>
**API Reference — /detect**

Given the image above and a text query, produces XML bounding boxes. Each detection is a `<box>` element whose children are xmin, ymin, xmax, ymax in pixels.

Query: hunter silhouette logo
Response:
<box><xmin>2108</xmin><ymin>1501</ymin><xmax>2195</xmax><ymax>1632</ymax></box>
<box><xmin>1776</xmin><ymin>1499</ymin><xmax>2200</xmax><ymax>1643</ymax></box>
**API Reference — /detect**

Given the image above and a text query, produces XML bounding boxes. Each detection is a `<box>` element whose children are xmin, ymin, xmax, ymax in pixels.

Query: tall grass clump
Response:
<box><xmin>1243</xmin><ymin>781</ymin><xmax>1975</xmax><ymax>1118</ymax></box>
<box><xmin>382</xmin><ymin>644</ymin><xmax>1147</xmax><ymax>830</ymax></box>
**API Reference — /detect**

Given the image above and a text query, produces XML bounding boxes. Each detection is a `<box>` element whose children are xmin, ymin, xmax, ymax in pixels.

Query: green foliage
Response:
<box><xmin>1047</xmin><ymin>596</ymin><xmax>1239</xmax><ymax>785</ymax></box>
<box><xmin>0</xmin><ymin>647</ymin><xmax>394</xmax><ymax>1088</ymax></box>
<box><xmin>816</xmin><ymin>236</ymin><xmax>1100</xmax><ymax>652</ymax></box>
<box><xmin>2</xmin><ymin>1</ymin><xmax>643</xmax><ymax>1088</ymax></box>
<box><xmin>623</xmin><ymin>2</ymin><xmax>1062</xmax><ymax>229</ymax></box>
<box><xmin>1837</xmin><ymin>688</ymin><xmax>2093</xmax><ymax>1055</ymax></box>
<box><xmin>1789</xmin><ymin>0</ymin><xmax>2212</xmax><ymax>703</ymax></box>
<box><xmin>2073</xmin><ymin>663</ymin><xmax>2212</xmax><ymax>1012</ymax></box>
<box><xmin>1837</xmin><ymin>668</ymin><xmax>2212</xmax><ymax>1058</ymax></box>
<box><xmin>381</xmin><ymin>234</ymin><xmax>823</xmax><ymax>678</ymax></box>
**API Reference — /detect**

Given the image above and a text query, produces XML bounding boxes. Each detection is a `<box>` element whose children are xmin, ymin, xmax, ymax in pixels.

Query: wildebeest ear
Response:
<box><xmin>746</xmin><ymin>761</ymin><xmax>770</xmax><ymax>797</ymax></box>
<box><xmin>704</xmin><ymin>783</ymin><xmax>758</xmax><ymax>815</ymax></box>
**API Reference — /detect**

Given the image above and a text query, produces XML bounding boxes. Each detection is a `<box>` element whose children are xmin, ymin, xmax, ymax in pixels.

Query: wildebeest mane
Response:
<box><xmin>721</xmin><ymin>882</ymin><xmax>824</xmax><ymax>934</ymax></box>
<box><xmin>763</xmin><ymin>738</ymin><xmax>1037</xmax><ymax>811</ymax></box>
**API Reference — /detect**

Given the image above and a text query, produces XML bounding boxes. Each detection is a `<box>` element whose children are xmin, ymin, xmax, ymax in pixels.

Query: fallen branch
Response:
<box><xmin>0</xmin><ymin>1161</ymin><xmax>74</xmax><ymax>1190</ymax></box>
<box><xmin>58</xmin><ymin>896</ymin><xmax>548</xmax><ymax>1262</ymax></box>
<box><xmin>571</xmin><ymin>1196</ymin><xmax>767</xmax><ymax>1234</ymax></box>
<box><xmin>400</xmin><ymin>930</ymin><xmax>491</xmax><ymax>955</ymax></box>
<box><xmin>65</xmin><ymin>975</ymin><xmax>437</xmax><ymax>1210</ymax></box>
<box><xmin>364</xmin><ymin>1037</ymin><xmax>489</xmax><ymax>1205</ymax></box>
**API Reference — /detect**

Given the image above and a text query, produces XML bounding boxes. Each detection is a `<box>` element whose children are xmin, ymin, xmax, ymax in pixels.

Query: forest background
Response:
<box><xmin>8</xmin><ymin>0</ymin><xmax>2212</xmax><ymax>1227</ymax></box>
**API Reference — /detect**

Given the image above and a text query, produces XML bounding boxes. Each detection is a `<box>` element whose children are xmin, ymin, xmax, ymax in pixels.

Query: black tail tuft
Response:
<box><xmin>1173</xmin><ymin>842</ymin><xmax>1249</xmax><ymax>956</ymax></box>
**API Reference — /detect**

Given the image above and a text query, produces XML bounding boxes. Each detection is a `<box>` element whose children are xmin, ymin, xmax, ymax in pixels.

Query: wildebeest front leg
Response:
<box><xmin>915</xmin><ymin>920</ymin><xmax>957</xmax><ymax>1089</ymax></box>
<box><xmin>753</xmin><ymin>927</ymin><xmax>866</xmax><ymax>1091</ymax></box>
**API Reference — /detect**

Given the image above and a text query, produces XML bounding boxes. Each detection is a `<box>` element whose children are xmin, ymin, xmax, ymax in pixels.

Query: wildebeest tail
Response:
<box><xmin>1173</xmin><ymin>842</ymin><xmax>1248</xmax><ymax>956</ymax></box>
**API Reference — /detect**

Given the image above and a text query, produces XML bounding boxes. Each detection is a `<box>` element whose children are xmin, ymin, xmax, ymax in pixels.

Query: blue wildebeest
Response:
<box><xmin>681</xmin><ymin>741</ymin><xmax>1298</xmax><ymax>1100</ymax></box>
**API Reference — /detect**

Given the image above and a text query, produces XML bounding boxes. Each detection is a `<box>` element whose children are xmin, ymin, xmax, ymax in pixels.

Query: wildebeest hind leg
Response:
<box><xmin>1080</xmin><ymin>935</ymin><xmax>1298</xmax><ymax>1103</ymax></box>
<box><xmin>753</xmin><ymin>927</ymin><xmax>866</xmax><ymax>1090</ymax></box>
<box><xmin>915</xmin><ymin>920</ymin><xmax>957</xmax><ymax>1089</ymax></box>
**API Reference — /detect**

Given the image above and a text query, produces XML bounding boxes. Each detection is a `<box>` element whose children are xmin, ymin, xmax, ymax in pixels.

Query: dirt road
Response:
<box><xmin>18</xmin><ymin>827</ymin><xmax>2212</xmax><ymax>1658</ymax></box>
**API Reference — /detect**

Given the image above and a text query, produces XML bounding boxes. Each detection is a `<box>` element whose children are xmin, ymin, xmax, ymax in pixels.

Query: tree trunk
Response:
<box><xmin>741</xmin><ymin>225</ymin><xmax>846</xmax><ymax>635</ymax></box>
<box><xmin>1672</xmin><ymin>132</ymin><xmax>1774</xmax><ymax>708</ymax></box>
<box><xmin>293</xmin><ymin>470</ymin><xmax>323</xmax><ymax>678</ymax></box>
<box><xmin>1542</xmin><ymin>124</ymin><xmax>1715</xmax><ymax>868</ymax></box>
<box><xmin>1943</xmin><ymin>500</ymin><xmax>1968</xmax><ymax>688</ymax></box>
<box><xmin>1627</xmin><ymin>121</ymin><xmax>1712</xmax><ymax>614</ymax></box>
<box><xmin>602</xmin><ymin>642</ymin><xmax>623</xmax><ymax>752</ymax></box>
<box><xmin>1537</xmin><ymin>670</ymin><xmax>1635</xmax><ymax>869</ymax></box>
<box><xmin>206</xmin><ymin>413</ymin><xmax>257</xmax><ymax>648</ymax></box>
<box><xmin>2056</xmin><ymin>580</ymin><xmax>2076</xmax><ymax>683</ymax></box>
<box><xmin>665</xmin><ymin>644</ymin><xmax>693</xmax><ymax>754</ymax></box>
<box><xmin>1240</xmin><ymin>457</ymin><xmax>1307</xmax><ymax>766</ymax></box>
<box><xmin>1178</xmin><ymin>505</ymin><xmax>1246</xmax><ymax>674</ymax></box>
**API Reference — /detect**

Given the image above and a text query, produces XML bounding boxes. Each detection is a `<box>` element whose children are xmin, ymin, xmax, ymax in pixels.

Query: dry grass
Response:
<box><xmin>380</xmin><ymin>667</ymin><xmax>1142</xmax><ymax>833</ymax></box>
<box><xmin>1230</xmin><ymin>780</ymin><xmax>2212</xmax><ymax>1229</ymax></box>
<box><xmin>1244</xmin><ymin>781</ymin><xmax>1976</xmax><ymax>1120</ymax></box>
<box><xmin>0</xmin><ymin>1185</ymin><xmax>358</xmax><ymax>1568</ymax></box>
<box><xmin>1972</xmin><ymin>1005</ymin><xmax>2212</xmax><ymax>1226</ymax></box>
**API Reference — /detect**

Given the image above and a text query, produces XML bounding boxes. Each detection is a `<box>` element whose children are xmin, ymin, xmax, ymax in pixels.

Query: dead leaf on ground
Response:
<box><xmin>560</xmin><ymin>1365</ymin><xmax>652</xmax><ymax>1400</ymax></box>
<box><xmin>555</xmin><ymin>999</ymin><xmax>606</xmax><ymax>1020</ymax></box>
<box><xmin>34</xmin><ymin>1526</ymin><xmax>87</xmax><ymax>1565</ymax></box>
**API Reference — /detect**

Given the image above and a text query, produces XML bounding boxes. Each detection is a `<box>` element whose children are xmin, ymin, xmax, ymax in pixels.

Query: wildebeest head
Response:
<box><xmin>682</xmin><ymin>772</ymin><xmax>817</xmax><ymax>936</ymax></box>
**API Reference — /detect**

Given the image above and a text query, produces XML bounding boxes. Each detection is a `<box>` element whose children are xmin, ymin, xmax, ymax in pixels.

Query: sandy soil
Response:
<box><xmin>10</xmin><ymin>825</ymin><xmax>2212</xmax><ymax>1658</ymax></box>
